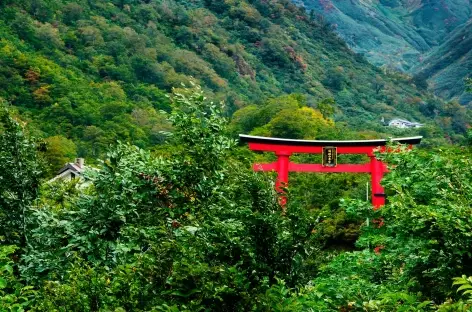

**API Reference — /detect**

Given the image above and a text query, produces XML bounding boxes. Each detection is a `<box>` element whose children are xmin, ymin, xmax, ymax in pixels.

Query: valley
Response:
<box><xmin>300</xmin><ymin>0</ymin><xmax>472</xmax><ymax>101</ymax></box>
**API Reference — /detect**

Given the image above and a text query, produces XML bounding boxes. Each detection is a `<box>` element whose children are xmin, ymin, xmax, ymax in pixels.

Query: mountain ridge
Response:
<box><xmin>300</xmin><ymin>0</ymin><xmax>472</xmax><ymax>100</ymax></box>
<box><xmin>414</xmin><ymin>19</ymin><xmax>472</xmax><ymax>103</ymax></box>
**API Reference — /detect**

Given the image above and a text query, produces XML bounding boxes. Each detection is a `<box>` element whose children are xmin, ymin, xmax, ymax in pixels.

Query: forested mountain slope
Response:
<box><xmin>300</xmin><ymin>0</ymin><xmax>471</xmax><ymax>70</ymax></box>
<box><xmin>300</xmin><ymin>0</ymin><xmax>472</xmax><ymax>100</ymax></box>
<box><xmin>414</xmin><ymin>20</ymin><xmax>472</xmax><ymax>104</ymax></box>
<box><xmin>0</xmin><ymin>0</ymin><xmax>466</xmax><ymax>163</ymax></box>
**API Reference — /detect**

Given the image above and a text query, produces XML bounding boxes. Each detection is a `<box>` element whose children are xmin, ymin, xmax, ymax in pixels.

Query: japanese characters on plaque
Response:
<box><xmin>322</xmin><ymin>146</ymin><xmax>337</xmax><ymax>167</ymax></box>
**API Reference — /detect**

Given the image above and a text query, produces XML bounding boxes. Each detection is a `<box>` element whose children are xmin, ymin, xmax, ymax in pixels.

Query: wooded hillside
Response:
<box><xmin>0</xmin><ymin>0</ymin><xmax>467</xmax><ymax>171</ymax></box>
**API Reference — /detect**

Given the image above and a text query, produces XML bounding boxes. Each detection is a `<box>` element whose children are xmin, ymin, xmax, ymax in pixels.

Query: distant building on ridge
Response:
<box><xmin>388</xmin><ymin>119</ymin><xmax>423</xmax><ymax>128</ymax></box>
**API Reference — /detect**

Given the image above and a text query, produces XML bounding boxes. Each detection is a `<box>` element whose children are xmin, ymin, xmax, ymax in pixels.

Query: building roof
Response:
<box><xmin>57</xmin><ymin>162</ymin><xmax>84</xmax><ymax>175</ymax></box>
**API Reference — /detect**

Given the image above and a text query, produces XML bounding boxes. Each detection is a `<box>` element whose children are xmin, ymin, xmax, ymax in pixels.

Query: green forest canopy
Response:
<box><xmin>0</xmin><ymin>0</ymin><xmax>471</xmax><ymax>175</ymax></box>
<box><xmin>1</xmin><ymin>88</ymin><xmax>472</xmax><ymax>311</ymax></box>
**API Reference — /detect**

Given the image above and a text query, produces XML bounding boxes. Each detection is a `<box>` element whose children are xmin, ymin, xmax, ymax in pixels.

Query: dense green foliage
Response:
<box><xmin>0</xmin><ymin>107</ymin><xmax>43</xmax><ymax>247</ymax></box>
<box><xmin>308</xmin><ymin>145</ymin><xmax>472</xmax><ymax>311</ymax></box>
<box><xmin>0</xmin><ymin>0</ymin><xmax>468</xmax><ymax>175</ymax></box>
<box><xmin>1</xmin><ymin>88</ymin><xmax>472</xmax><ymax>310</ymax></box>
<box><xmin>1</xmin><ymin>88</ymin><xmax>323</xmax><ymax>311</ymax></box>
<box><xmin>0</xmin><ymin>0</ymin><xmax>471</xmax><ymax>310</ymax></box>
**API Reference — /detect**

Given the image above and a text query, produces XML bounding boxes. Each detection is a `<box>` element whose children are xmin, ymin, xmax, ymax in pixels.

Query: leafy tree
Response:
<box><xmin>35</xmin><ymin>23</ymin><xmax>64</xmax><ymax>49</ymax></box>
<box><xmin>230</xmin><ymin>94</ymin><xmax>307</xmax><ymax>135</ymax></box>
<box><xmin>0</xmin><ymin>107</ymin><xmax>42</xmax><ymax>247</ymax></box>
<box><xmin>258</xmin><ymin>107</ymin><xmax>334</xmax><ymax>139</ymax></box>
<box><xmin>411</xmin><ymin>74</ymin><xmax>429</xmax><ymax>90</ymax></box>
<box><xmin>22</xmin><ymin>86</ymin><xmax>321</xmax><ymax>311</ymax></box>
<box><xmin>323</xmin><ymin>67</ymin><xmax>346</xmax><ymax>91</ymax></box>
<box><xmin>312</xmin><ymin>145</ymin><xmax>472</xmax><ymax>309</ymax></box>
<box><xmin>0</xmin><ymin>245</ymin><xmax>35</xmax><ymax>310</ymax></box>
<box><xmin>316</xmin><ymin>98</ymin><xmax>336</xmax><ymax>119</ymax></box>
<box><xmin>43</xmin><ymin>135</ymin><xmax>77</xmax><ymax>177</ymax></box>
<box><xmin>373</xmin><ymin>75</ymin><xmax>385</xmax><ymax>95</ymax></box>
<box><xmin>62</xmin><ymin>3</ymin><xmax>84</xmax><ymax>25</ymax></box>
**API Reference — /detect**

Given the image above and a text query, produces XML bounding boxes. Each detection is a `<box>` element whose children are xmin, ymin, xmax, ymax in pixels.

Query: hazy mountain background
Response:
<box><xmin>299</xmin><ymin>0</ymin><xmax>472</xmax><ymax>103</ymax></box>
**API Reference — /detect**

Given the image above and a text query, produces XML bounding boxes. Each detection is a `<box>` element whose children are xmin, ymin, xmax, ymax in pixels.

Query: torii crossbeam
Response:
<box><xmin>240</xmin><ymin>134</ymin><xmax>422</xmax><ymax>209</ymax></box>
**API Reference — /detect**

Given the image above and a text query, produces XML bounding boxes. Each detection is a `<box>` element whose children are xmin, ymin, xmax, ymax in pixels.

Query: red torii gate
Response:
<box><xmin>240</xmin><ymin>135</ymin><xmax>422</xmax><ymax>209</ymax></box>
